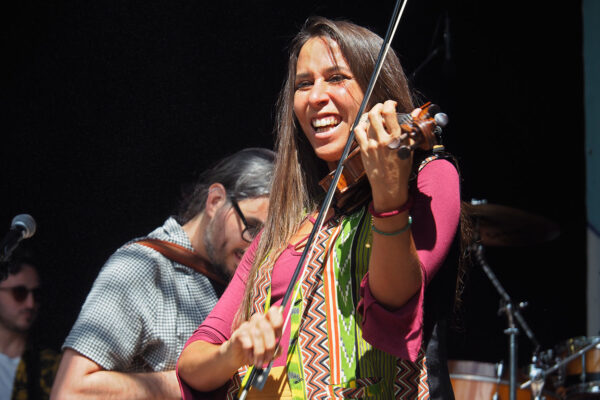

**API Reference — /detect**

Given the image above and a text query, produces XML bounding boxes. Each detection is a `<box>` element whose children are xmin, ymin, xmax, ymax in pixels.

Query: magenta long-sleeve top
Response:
<box><xmin>177</xmin><ymin>159</ymin><xmax>460</xmax><ymax>398</ymax></box>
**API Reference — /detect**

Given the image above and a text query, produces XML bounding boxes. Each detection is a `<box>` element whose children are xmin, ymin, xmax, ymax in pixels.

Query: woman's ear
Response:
<box><xmin>205</xmin><ymin>183</ymin><xmax>227</xmax><ymax>218</ymax></box>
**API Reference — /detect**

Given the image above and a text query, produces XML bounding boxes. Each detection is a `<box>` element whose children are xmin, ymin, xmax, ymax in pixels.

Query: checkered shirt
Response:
<box><xmin>62</xmin><ymin>217</ymin><xmax>219</xmax><ymax>372</ymax></box>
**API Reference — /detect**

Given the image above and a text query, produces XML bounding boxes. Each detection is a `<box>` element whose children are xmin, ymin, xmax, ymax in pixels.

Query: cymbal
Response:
<box><xmin>463</xmin><ymin>202</ymin><xmax>560</xmax><ymax>247</ymax></box>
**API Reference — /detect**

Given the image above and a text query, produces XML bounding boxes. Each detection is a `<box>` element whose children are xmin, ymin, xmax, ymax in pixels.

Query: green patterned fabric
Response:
<box><xmin>236</xmin><ymin>206</ymin><xmax>429</xmax><ymax>399</ymax></box>
<box><xmin>284</xmin><ymin>208</ymin><xmax>415</xmax><ymax>398</ymax></box>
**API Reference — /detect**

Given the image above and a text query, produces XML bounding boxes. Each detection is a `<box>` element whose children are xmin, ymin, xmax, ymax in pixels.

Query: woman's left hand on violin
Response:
<box><xmin>354</xmin><ymin>100</ymin><xmax>419</xmax><ymax>212</ymax></box>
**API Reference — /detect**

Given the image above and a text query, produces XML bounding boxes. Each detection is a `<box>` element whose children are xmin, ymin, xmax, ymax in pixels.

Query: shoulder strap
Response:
<box><xmin>135</xmin><ymin>238</ymin><xmax>227</xmax><ymax>286</ymax></box>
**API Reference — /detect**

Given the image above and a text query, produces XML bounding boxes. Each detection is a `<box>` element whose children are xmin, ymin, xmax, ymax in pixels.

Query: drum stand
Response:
<box><xmin>521</xmin><ymin>337</ymin><xmax>600</xmax><ymax>398</ymax></box>
<box><xmin>471</xmin><ymin>229</ymin><xmax>541</xmax><ymax>400</ymax></box>
<box><xmin>465</xmin><ymin>200</ymin><xmax>564</xmax><ymax>399</ymax></box>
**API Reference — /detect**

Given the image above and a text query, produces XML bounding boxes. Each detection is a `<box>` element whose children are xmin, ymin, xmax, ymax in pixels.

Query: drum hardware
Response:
<box><xmin>467</xmin><ymin>199</ymin><xmax>554</xmax><ymax>400</ymax></box>
<box><xmin>557</xmin><ymin>336</ymin><xmax>600</xmax><ymax>390</ymax></box>
<box><xmin>582</xmin><ymin>351</ymin><xmax>587</xmax><ymax>384</ymax></box>
<box><xmin>448</xmin><ymin>360</ymin><xmax>561</xmax><ymax>399</ymax></box>
<box><xmin>526</xmin><ymin>355</ymin><xmax>547</xmax><ymax>400</ymax></box>
<box><xmin>460</xmin><ymin>196</ymin><xmax>600</xmax><ymax>399</ymax></box>
<box><xmin>536</xmin><ymin>348</ymin><xmax>566</xmax><ymax>390</ymax></box>
<box><xmin>472</xmin><ymin>240</ymin><xmax>540</xmax><ymax>400</ymax></box>
<box><xmin>521</xmin><ymin>337</ymin><xmax>600</xmax><ymax>398</ymax></box>
<box><xmin>493</xmin><ymin>361</ymin><xmax>504</xmax><ymax>400</ymax></box>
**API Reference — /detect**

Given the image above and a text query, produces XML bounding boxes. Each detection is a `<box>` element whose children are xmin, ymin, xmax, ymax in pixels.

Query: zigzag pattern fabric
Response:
<box><xmin>395</xmin><ymin>352</ymin><xmax>429</xmax><ymax>399</ymax></box>
<box><xmin>295</xmin><ymin>220</ymin><xmax>341</xmax><ymax>399</ymax></box>
<box><xmin>224</xmin><ymin>255</ymin><xmax>274</xmax><ymax>399</ymax></box>
<box><xmin>227</xmin><ymin>207</ymin><xmax>431</xmax><ymax>399</ymax></box>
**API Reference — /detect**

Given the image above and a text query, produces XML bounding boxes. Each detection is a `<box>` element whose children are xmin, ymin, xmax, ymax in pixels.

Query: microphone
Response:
<box><xmin>0</xmin><ymin>214</ymin><xmax>36</xmax><ymax>263</ymax></box>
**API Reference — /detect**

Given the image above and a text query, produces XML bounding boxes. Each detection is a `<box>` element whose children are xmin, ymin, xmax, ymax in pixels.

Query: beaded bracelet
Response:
<box><xmin>372</xmin><ymin>215</ymin><xmax>412</xmax><ymax>236</ymax></box>
<box><xmin>368</xmin><ymin>196</ymin><xmax>413</xmax><ymax>218</ymax></box>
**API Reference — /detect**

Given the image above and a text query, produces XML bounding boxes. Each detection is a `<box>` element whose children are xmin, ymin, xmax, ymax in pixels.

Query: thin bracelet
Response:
<box><xmin>371</xmin><ymin>215</ymin><xmax>412</xmax><ymax>236</ymax></box>
<box><xmin>368</xmin><ymin>196</ymin><xmax>413</xmax><ymax>218</ymax></box>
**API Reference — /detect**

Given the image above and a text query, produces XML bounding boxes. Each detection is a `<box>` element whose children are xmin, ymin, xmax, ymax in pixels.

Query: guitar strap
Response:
<box><xmin>135</xmin><ymin>238</ymin><xmax>227</xmax><ymax>286</ymax></box>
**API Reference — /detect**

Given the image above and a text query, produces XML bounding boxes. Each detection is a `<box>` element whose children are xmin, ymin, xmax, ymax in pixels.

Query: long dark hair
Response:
<box><xmin>235</xmin><ymin>16</ymin><xmax>416</xmax><ymax>325</ymax></box>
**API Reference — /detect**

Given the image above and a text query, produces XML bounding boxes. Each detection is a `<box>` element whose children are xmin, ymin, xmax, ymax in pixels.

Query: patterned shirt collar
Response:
<box><xmin>159</xmin><ymin>217</ymin><xmax>194</xmax><ymax>250</ymax></box>
<box><xmin>144</xmin><ymin>217</ymin><xmax>202</xmax><ymax>273</ymax></box>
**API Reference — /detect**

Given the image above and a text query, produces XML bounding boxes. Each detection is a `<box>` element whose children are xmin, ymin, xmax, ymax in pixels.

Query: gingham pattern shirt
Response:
<box><xmin>63</xmin><ymin>217</ymin><xmax>219</xmax><ymax>372</ymax></box>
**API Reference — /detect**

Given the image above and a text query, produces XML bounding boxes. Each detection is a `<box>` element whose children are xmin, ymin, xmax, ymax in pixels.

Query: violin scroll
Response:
<box><xmin>318</xmin><ymin>102</ymin><xmax>449</xmax><ymax>205</ymax></box>
<box><xmin>389</xmin><ymin>102</ymin><xmax>448</xmax><ymax>159</ymax></box>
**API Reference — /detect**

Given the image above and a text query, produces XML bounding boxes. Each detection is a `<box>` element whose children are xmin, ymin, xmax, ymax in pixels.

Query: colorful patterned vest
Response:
<box><xmin>225</xmin><ymin>206</ymin><xmax>431</xmax><ymax>399</ymax></box>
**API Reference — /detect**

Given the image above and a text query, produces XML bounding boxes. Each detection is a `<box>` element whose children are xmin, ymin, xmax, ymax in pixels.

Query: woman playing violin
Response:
<box><xmin>177</xmin><ymin>16</ymin><xmax>462</xmax><ymax>399</ymax></box>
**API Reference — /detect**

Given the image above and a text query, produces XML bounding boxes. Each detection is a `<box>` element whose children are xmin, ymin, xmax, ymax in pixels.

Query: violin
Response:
<box><xmin>318</xmin><ymin>102</ymin><xmax>449</xmax><ymax>205</ymax></box>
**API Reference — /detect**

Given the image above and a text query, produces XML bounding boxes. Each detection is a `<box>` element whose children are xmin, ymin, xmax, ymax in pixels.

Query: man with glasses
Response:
<box><xmin>0</xmin><ymin>247</ymin><xmax>60</xmax><ymax>399</ymax></box>
<box><xmin>51</xmin><ymin>148</ymin><xmax>275</xmax><ymax>399</ymax></box>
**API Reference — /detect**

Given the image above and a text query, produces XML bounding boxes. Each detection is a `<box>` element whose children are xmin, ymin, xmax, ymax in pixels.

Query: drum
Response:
<box><xmin>449</xmin><ymin>360</ymin><xmax>561</xmax><ymax>400</ymax></box>
<box><xmin>554</xmin><ymin>336</ymin><xmax>600</xmax><ymax>399</ymax></box>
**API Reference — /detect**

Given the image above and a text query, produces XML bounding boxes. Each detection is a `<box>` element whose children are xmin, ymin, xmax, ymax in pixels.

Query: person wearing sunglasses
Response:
<box><xmin>0</xmin><ymin>247</ymin><xmax>61</xmax><ymax>399</ymax></box>
<box><xmin>51</xmin><ymin>148</ymin><xmax>275</xmax><ymax>400</ymax></box>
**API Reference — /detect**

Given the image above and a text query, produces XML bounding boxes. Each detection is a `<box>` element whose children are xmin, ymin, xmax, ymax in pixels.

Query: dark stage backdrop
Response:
<box><xmin>2</xmin><ymin>0</ymin><xmax>585</xmax><ymax>370</ymax></box>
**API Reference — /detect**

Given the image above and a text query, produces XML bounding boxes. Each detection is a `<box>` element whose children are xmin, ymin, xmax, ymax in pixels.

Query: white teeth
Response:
<box><xmin>312</xmin><ymin>116</ymin><xmax>340</xmax><ymax>128</ymax></box>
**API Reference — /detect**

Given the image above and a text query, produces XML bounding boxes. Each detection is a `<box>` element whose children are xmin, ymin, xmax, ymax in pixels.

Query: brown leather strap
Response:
<box><xmin>135</xmin><ymin>239</ymin><xmax>227</xmax><ymax>286</ymax></box>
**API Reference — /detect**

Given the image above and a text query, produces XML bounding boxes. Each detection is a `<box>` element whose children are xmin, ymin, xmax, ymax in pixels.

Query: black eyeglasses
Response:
<box><xmin>0</xmin><ymin>285</ymin><xmax>42</xmax><ymax>303</ymax></box>
<box><xmin>230</xmin><ymin>197</ymin><xmax>263</xmax><ymax>243</ymax></box>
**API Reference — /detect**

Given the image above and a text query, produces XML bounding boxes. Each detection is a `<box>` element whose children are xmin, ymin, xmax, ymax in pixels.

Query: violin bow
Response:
<box><xmin>238</xmin><ymin>0</ymin><xmax>409</xmax><ymax>397</ymax></box>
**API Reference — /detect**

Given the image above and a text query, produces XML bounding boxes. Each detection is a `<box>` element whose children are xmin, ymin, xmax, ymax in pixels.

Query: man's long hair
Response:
<box><xmin>176</xmin><ymin>147</ymin><xmax>276</xmax><ymax>225</ymax></box>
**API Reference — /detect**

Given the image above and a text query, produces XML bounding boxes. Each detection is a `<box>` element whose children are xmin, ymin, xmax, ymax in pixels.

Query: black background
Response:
<box><xmin>2</xmin><ymin>0</ymin><xmax>586</xmax><ymax>371</ymax></box>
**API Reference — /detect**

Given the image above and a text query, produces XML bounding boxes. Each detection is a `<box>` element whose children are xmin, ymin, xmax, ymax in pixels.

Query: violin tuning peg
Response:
<box><xmin>434</xmin><ymin>113</ymin><xmax>449</xmax><ymax>127</ymax></box>
<box><xmin>425</xmin><ymin>103</ymin><xmax>440</xmax><ymax>115</ymax></box>
<box><xmin>387</xmin><ymin>137</ymin><xmax>402</xmax><ymax>150</ymax></box>
<box><xmin>396</xmin><ymin>145</ymin><xmax>412</xmax><ymax>159</ymax></box>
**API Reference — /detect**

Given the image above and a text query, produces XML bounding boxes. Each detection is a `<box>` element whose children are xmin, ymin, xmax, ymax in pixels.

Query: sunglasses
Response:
<box><xmin>230</xmin><ymin>197</ymin><xmax>263</xmax><ymax>243</ymax></box>
<box><xmin>0</xmin><ymin>285</ymin><xmax>42</xmax><ymax>303</ymax></box>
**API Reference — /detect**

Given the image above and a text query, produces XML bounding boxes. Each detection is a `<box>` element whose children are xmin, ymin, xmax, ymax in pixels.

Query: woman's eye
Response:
<box><xmin>328</xmin><ymin>74</ymin><xmax>348</xmax><ymax>83</ymax></box>
<box><xmin>295</xmin><ymin>81</ymin><xmax>312</xmax><ymax>90</ymax></box>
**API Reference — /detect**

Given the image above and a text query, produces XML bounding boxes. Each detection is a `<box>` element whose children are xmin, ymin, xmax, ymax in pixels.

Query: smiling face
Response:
<box><xmin>293</xmin><ymin>37</ymin><xmax>364</xmax><ymax>163</ymax></box>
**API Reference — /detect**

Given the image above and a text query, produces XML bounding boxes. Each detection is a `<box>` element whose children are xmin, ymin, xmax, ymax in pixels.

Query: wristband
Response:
<box><xmin>372</xmin><ymin>215</ymin><xmax>413</xmax><ymax>236</ymax></box>
<box><xmin>368</xmin><ymin>196</ymin><xmax>412</xmax><ymax>218</ymax></box>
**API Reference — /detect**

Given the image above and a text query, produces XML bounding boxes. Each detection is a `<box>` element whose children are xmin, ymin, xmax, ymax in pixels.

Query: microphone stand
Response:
<box><xmin>471</xmin><ymin>207</ymin><xmax>541</xmax><ymax>400</ymax></box>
